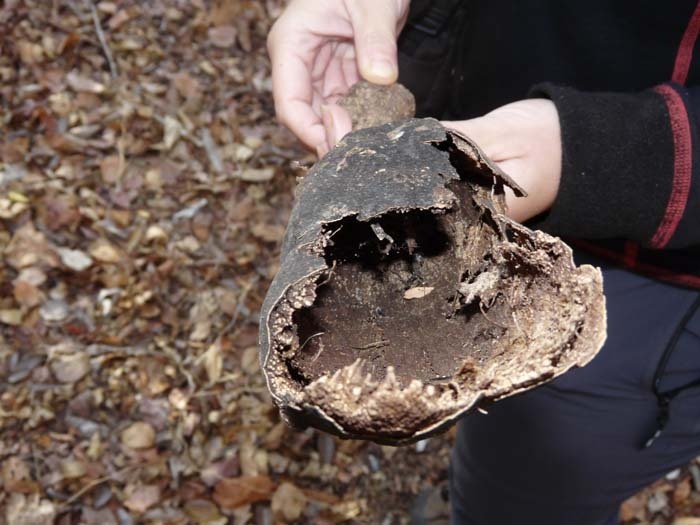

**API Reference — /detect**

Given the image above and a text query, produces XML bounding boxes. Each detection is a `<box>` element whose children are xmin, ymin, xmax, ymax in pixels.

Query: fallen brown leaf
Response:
<box><xmin>208</xmin><ymin>25</ymin><xmax>236</xmax><ymax>48</ymax></box>
<box><xmin>123</xmin><ymin>484</ymin><xmax>161</xmax><ymax>513</ymax></box>
<box><xmin>50</xmin><ymin>352</ymin><xmax>90</xmax><ymax>384</ymax></box>
<box><xmin>270</xmin><ymin>482</ymin><xmax>307</xmax><ymax>522</ymax></box>
<box><xmin>66</xmin><ymin>71</ymin><xmax>106</xmax><ymax>94</ymax></box>
<box><xmin>213</xmin><ymin>476</ymin><xmax>276</xmax><ymax>509</ymax></box>
<box><xmin>5</xmin><ymin>494</ymin><xmax>56</xmax><ymax>525</ymax></box>
<box><xmin>89</xmin><ymin>239</ymin><xmax>123</xmax><ymax>264</ymax></box>
<box><xmin>120</xmin><ymin>422</ymin><xmax>156</xmax><ymax>449</ymax></box>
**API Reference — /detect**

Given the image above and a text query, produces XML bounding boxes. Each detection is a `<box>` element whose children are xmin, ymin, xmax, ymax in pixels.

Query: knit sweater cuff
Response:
<box><xmin>527</xmin><ymin>83</ymin><xmax>676</xmax><ymax>246</ymax></box>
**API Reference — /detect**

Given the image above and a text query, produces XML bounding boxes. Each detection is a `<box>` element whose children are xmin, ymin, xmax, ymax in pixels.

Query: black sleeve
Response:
<box><xmin>528</xmin><ymin>82</ymin><xmax>700</xmax><ymax>250</ymax></box>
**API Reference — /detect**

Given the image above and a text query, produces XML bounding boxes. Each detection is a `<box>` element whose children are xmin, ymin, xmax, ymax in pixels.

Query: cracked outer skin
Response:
<box><xmin>259</xmin><ymin>118</ymin><xmax>607</xmax><ymax>445</ymax></box>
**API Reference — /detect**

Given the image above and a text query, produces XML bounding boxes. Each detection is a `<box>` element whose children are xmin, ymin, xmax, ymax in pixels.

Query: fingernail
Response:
<box><xmin>370</xmin><ymin>59</ymin><xmax>396</xmax><ymax>81</ymax></box>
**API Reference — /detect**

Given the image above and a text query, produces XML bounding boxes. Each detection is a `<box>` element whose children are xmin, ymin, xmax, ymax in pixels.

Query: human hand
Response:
<box><xmin>443</xmin><ymin>99</ymin><xmax>562</xmax><ymax>222</ymax></box>
<box><xmin>267</xmin><ymin>0</ymin><xmax>410</xmax><ymax>156</ymax></box>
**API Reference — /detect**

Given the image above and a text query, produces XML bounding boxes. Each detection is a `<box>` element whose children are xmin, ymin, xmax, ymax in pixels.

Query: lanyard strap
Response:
<box><xmin>644</xmin><ymin>293</ymin><xmax>700</xmax><ymax>448</ymax></box>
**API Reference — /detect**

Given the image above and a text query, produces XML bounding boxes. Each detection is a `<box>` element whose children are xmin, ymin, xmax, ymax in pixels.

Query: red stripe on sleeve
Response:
<box><xmin>623</xmin><ymin>241</ymin><xmax>639</xmax><ymax>268</ymax></box>
<box><xmin>672</xmin><ymin>1</ymin><xmax>700</xmax><ymax>85</ymax></box>
<box><xmin>650</xmin><ymin>85</ymin><xmax>693</xmax><ymax>249</ymax></box>
<box><xmin>573</xmin><ymin>240</ymin><xmax>700</xmax><ymax>289</ymax></box>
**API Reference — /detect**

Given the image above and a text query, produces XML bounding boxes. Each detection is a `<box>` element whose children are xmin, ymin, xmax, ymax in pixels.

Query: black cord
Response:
<box><xmin>644</xmin><ymin>293</ymin><xmax>700</xmax><ymax>448</ymax></box>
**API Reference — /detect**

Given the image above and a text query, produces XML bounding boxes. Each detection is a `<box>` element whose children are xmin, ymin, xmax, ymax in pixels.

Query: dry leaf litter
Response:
<box><xmin>0</xmin><ymin>1</ymin><xmax>697</xmax><ymax>524</ymax></box>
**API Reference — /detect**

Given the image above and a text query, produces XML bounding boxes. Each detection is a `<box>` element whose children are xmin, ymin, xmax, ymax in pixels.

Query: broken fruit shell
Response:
<box><xmin>259</xmin><ymin>117</ymin><xmax>606</xmax><ymax>445</ymax></box>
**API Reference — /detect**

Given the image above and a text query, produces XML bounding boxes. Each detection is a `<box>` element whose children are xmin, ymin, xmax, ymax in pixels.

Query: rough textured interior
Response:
<box><xmin>290</xmin><ymin>204</ymin><xmax>497</xmax><ymax>387</ymax></box>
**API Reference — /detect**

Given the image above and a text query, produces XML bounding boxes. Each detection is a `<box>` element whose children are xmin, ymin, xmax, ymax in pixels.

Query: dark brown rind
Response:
<box><xmin>259</xmin><ymin>118</ymin><xmax>606</xmax><ymax>445</ymax></box>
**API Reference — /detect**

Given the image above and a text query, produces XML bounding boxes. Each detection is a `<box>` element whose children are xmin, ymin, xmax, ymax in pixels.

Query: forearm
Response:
<box><xmin>530</xmin><ymin>82</ymin><xmax>700</xmax><ymax>249</ymax></box>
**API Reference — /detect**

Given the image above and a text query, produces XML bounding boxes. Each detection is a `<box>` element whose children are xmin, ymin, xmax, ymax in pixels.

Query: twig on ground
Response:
<box><xmin>61</xmin><ymin>465</ymin><xmax>139</xmax><ymax>508</ymax></box>
<box><xmin>85</xmin><ymin>0</ymin><xmax>118</xmax><ymax>78</ymax></box>
<box><xmin>216</xmin><ymin>277</ymin><xmax>259</xmax><ymax>342</ymax></box>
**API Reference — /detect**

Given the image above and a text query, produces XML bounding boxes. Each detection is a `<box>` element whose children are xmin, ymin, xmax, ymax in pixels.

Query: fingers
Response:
<box><xmin>271</xmin><ymin>55</ymin><xmax>327</xmax><ymax>149</ymax></box>
<box><xmin>321</xmin><ymin>104</ymin><xmax>353</xmax><ymax>152</ymax></box>
<box><xmin>318</xmin><ymin>43</ymin><xmax>355</xmax><ymax>100</ymax></box>
<box><xmin>317</xmin><ymin>104</ymin><xmax>353</xmax><ymax>157</ymax></box>
<box><xmin>345</xmin><ymin>0</ymin><xmax>400</xmax><ymax>85</ymax></box>
<box><xmin>282</xmin><ymin>98</ymin><xmax>327</xmax><ymax>152</ymax></box>
<box><xmin>268</xmin><ymin>0</ymin><xmax>405</xmax><ymax>151</ymax></box>
<box><xmin>268</xmin><ymin>21</ymin><xmax>326</xmax><ymax>150</ymax></box>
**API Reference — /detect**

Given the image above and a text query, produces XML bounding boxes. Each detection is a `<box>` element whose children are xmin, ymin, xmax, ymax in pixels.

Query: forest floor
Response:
<box><xmin>1</xmin><ymin>1</ymin><xmax>699</xmax><ymax>524</ymax></box>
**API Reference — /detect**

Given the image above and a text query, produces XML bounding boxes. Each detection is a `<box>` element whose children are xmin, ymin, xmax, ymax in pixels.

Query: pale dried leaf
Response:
<box><xmin>121</xmin><ymin>422</ymin><xmax>156</xmax><ymax>449</ymax></box>
<box><xmin>50</xmin><ymin>352</ymin><xmax>90</xmax><ymax>383</ymax></box>
<box><xmin>66</xmin><ymin>71</ymin><xmax>106</xmax><ymax>94</ymax></box>
<box><xmin>162</xmin><ymin>115</ymin><xmax>183</xmax><ymax>150</ymax></box>
<box><xmin>100</xmin><ymin>155</ymin><xmax>124</xmax><ymax>183</ymax></box>
<box><xmin>173</xmin><ymin>72</ymin><xmax>202</xmax><ymax>101</ymax></box>
<box><xmin>200</xmin><ymin>457</ymin><xmax>240</xmax><ymax>487</ymax></box>
<box><xmin>190</xmin><ymin>318</ymin><xmax>211</xmax><ymax>342</ymax></box>
<box><xmin>251</xmin><ymin>223</ymin><xmax>284</xmax><ymax>243</ymax></box>
<box><xmin>673</xmin><ymin>478</ymin><xmax>692</xmax><ymax>504</ymax></box>
<box><xmin>183</xmin><ymin>499</ymin><xmax>225</xmax><ymax>525</ymax></box>
<box><xmin>173</xmin><ymin>198</ymin><xmax>208</xmax><ymax>221</ymax></box>
<box><xmin>404</xmin><ymin>286</ymin><xmax>434</xmax><ymax>300</ymax></box>
<box><xmin>5</xmin><ymin>494</ymin><xmax>56</xmax><ymax>525</ymax></box>
<box><xmin>13</xmin><ymin>280</ymin><xmax>44</xmax><ymax>308</ymax></box>
<box><xmin>2</xmin><ymin>457</ymin><xmax>31</xmax><ymax>491</ymax></box>
<box><xmin>208</xmin><ymin>26</ymin><xmax>236</xmax><ymax>48</ymax></box>
<box><xmin>60</xmin><ymin>458</ymin><xmax>87</xmax><ymax>479</ymax></box>
<box><xmin>17</xmin><ymin>41</ymin><xmax>44</xmax><ymax>64</ymax></box>
<box><xmin>5</xmin><ymin>223</ymin><xmax>59</xmax><ymax>269</ymax></box>
<box><xmin>16</xmin><ymin>267</ymin><xmax>47</xmax><ymax>286</ymax></box>
<box><xmin>89</xmin><ymin>239</ymin><xmax>123</xmax><ymax>263</ymax></box>
<box><xmin>57</xmin><ymin>247</ymin><xmax>93</xmax><ymax>271</ymax></box>
<box><xmin>123</xmin><ymin>484</ymin><xmax>160</xmax><ymax>513</ymax></box>
<box><xmin>39</xmin><ymin>299</ymin><xmax>69</xmax><ymax>323</ymax></box>
<box><xmin>201</xmin><ymin>340</ymin><xmax>223</xmax><ymax>383</ymax></box>
<box><xmin>270</xmin><ymin>482</ymin><xmax>307</xmax><ymax>522</ymax></box>
<box><xmin>0</xmin><ymin>309</ymin><xmax>23</xmax><ymax>326</ymax></box>
<box><xmin>235</xmin><ymin>168</ymin><xmax>274</xmax><ymax>182</ymax></box>
<box><xmin>201</xmin><ymin>129</ymin><xmax>223</xmax><ymax>173</ymax></box>
<box><xmin>107</xmin><ymin>8</ymin><xmax>136</xmax><ymax>30</ymax></box>
<box><xmin>145</xmin><ymin>225</ymin><xmax>169</xmax><ymax>242</ymax></box>
<box><xmin>647</xmin><ymin>490</ymin><xmax>668</xmax><ymax>513</ymax></box>
<box><xmin>0</xmin><ymin>197</ymin><xmax>29</xmax><ymax>219</ymax></box>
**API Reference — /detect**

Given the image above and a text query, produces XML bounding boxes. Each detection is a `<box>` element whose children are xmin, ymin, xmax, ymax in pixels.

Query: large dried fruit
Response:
<box><xmin>260</xmin><ymin>108</ymin><xmax>606</xmax><ymax>444</ymax></box>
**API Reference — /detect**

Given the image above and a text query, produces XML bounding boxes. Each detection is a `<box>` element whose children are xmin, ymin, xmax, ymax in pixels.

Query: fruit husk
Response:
<box><xmin>259</xmin><ymin>111</ymin><xmax>606</xmax><ymax>445</ymax></box>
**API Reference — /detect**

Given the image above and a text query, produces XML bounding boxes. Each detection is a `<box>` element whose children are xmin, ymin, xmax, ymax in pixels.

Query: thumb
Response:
<box><xmin>346</xmin><ymin>0</ymin><xmax>400</xmax><ymax>85</ymax></box>
<box><xmin>442</xmin><ymin>117</ymin><xmax>510</xmax><ymax>162</ymax></box>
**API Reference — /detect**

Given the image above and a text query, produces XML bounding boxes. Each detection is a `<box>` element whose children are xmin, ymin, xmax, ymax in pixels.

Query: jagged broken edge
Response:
<box><xmin>259</xmin><ymin>118</ymin><xmax>607</xmax><ymax>445</ymax></box>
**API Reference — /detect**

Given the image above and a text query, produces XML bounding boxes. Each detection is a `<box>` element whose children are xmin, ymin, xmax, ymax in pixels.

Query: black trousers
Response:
<box><xmin>398</xmin><ymin>9</ymin><xmax>700</xmax><ymax>521</ymax></box>
<box><xmin>449</xmin><ymin>253</ymin><xmax>700</xmax><ymax>524</ymax></box>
